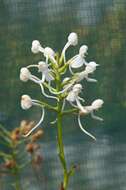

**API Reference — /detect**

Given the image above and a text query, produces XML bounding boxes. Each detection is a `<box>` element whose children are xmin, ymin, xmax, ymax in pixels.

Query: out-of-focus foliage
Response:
<box><xmin>0</xmin><ymin>121</ymin><xmax>44</xmax><ymax>190</ymax></box>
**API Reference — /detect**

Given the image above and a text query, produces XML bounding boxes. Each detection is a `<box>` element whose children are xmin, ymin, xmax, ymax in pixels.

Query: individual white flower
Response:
<box><xmin>77</xmin><ymin>99</ymin><xmax>104</xmax><ymax>141</ymax></box>
<box><xmin>68</xmin><ymin>45</ymin><xmax>88</xmax><ymax>74</ymax></box>
<box><xmin>70</xmin><ymin>45</ymin><xmax>88</xmax><ymax>67</ymax></box>
<box><xmin>79</xmin><ymin>99</ymin><xmax>104</xmax><ymax>121</ymax></box>
<box><xmin>66</xmin><ymin>84</ymin><xmax>85</xmax><ymax>111</ymax></box>
<box><xmin>44</xmin><ymin>47</ymin><xmax>57</xmax><ymax>64</ymax></box>
<box><xmin>20</xmin><ymin>67</ymin><xmax>58</xmax><ymax>101</ymax></box>
<box><xmin>74</xmin><ymin>61</ymin><xmax>99</xmax><ymax>83</ymax></box>
<box><xmin>21</xmin><ymin>95</ymin><xmax>33</xmax><ymax>110</ymax></box>
<box><xmin>62</xmin><ymin>32</ymin><xmax>78</xmax><ymax>62</ymax></box>
<box><xmin>31</xmin><ymin>40</ymin><xmax>44</xmax><ymax>54</ymax></box>
<box><xmin>20</xmin><ymin>67</ymin><xmax>31</xmax><ymax>82</ymax></box>
<box><xmin>85</xmin><ymin>61</ymin><xmax>99</xmax><ymax>73</ymax></box>
<box><xmin>38</xmin><ymin>61</ymin><xmax>54</xmax><ymax>83</ymax></box>
<box><xmin>20</xmin><ymin>67</ymin><xmax>38</xmax><ymax>83</ymax></box>
<box><xmin>21</xmin><ymin>95</ymin><xmax>45</xmax><ymax>137</ymax></box>
<box><xmin>31</xmin><ymin>40</ymin><xmax>56</xmax><ymax>64</ymax></box>
<box><xmin>65</xmin><ymin>84</ymin><xmax>96</xmax><ymax>140</ymax></box>
<box><xmin>91</xmin><ymin>99</ymin><xmax>104</xmax><ymax>110</ymax></box>
<box><xmin>79</xmin><ymin>45</ymin><xmax>88</xmax><ymax>57</ymax></box>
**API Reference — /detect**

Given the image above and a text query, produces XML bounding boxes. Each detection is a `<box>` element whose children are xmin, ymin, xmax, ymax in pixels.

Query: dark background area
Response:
<box><xmin>0</xmin><ymin>0</ymin><xmax>126</xmax><ymax>189</ymax></box>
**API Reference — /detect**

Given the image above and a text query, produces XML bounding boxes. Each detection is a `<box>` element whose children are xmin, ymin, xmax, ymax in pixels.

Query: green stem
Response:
<box><xmin>57</xmin><ymin>102</ymin><xmax>69</xmax><ymax>190</ymax></box>
<box><xmin>56</xmin><ymin>62</ymin><xmax>70</xmax><ymax>190</ymax></box>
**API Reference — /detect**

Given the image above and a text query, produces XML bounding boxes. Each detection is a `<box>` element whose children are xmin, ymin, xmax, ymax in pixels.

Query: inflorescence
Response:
<box><xmin>20</xmin><ymin>32</ymin><xmax>104</xmax><ymax>140</ymax></box>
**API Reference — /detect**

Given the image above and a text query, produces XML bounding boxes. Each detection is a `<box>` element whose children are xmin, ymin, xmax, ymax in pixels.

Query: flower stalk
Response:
<box><xmin>20</xmin><ymin>32</ymin><xmax>104</xmax><ymax>189</ymax></box>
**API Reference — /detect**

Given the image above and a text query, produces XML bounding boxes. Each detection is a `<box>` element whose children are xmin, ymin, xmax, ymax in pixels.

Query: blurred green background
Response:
<box><xmin>0</xmin><ymin>0</ymin><xmax>126</xmax><ymax>189</ymax></box>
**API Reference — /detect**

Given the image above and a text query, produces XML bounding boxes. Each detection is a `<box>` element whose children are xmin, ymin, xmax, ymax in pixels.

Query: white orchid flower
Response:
<box><xmin>67</xmin><ymin>45</ymin><xmax>88</xmax><ymax>74</ymax></box>
<box><xmin>66</xmin><ymin>84</ymin><xmax>85</xmax><ymax>111</ymax></box>
<box><xmin>31</xmin><ymin>40</ymin><xmax>57</xmax><ymax>64</ymax></box>
<box><xmin>65</xmin><ymin>84</ymin><xmax>96</xmax><ymax>140</ymax></box>
<box><xmin>31</xmin><ymin>40</ymin><xmax>44</xmax><ymax>54</ymax></box>
<box><xmin>44</xmin><ymin>47</ymin><xmax>56</xmax><ymax>64</ymax></box>
<box><xmin>38</xmin><ymin>61</ymin><xmax>54</xmax><ymax>83</ymax></box>
<box><xmin>62</xmin><ymin>32</ymin><xmax>78</xmax><ymax>62</ymax></box>
<box><xmin>77</xmin><ymin>99</ymin><xmax>104</xmax><ymax>140</ymax></box>
<box><xmin>21</xmin><ymin>95</ymin><xmax>45</xmax><ymax>137</ymax></box>
<box><xmin>74</xmin><ymin>61</ymin><xmax>99</xmax><ymax>83</ymax></box>
<box><xmin>20</xmin><ymin>67</ymin><xmax>58</xmax><ymax>101</ymax></box>
<box><xmin>79</xmin><ymin>99</ymin><xmax>104</xmax><ymax>121</ymax></box>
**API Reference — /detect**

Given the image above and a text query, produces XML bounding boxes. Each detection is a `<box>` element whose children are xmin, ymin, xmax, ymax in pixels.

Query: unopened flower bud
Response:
<box><xmin>21</xmin><ymin>95</ymin><xmax>33</xmax><ymax>110</ymax></box>
<box><xmin>68</xmin><ymin>32</ymin><xmax>78</xmax><ymax>46</ymax></box>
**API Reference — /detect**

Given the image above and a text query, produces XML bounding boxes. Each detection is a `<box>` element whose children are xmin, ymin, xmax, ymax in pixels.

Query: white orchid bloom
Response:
<box><xmin>74</xmin><ymin>61</ymin><xmax>99</xmax><ymax>83</ymax></box>
<box><xmin>79</xmin><ymin>45</ymin><xmax>88</xmax><ymax>57</ymax></box>
<box><xmin>77</xmin><ymin>99</ymin><xmax>104</xmax><ymax>140</ymax></box>
<box><xmin>21</xmin><ymin>95</ymin><xmax>33</xmax><ymax>110</ymax></box>
<box><xmin>79</xmin><ymin>99</ymin><xmax>104</xmax><ymax>121</ymax></box>
<box><xmin>66</xmin><ymin>84</ymin><xmax>85</xmax><ymax>111</ymax></box>
<box><xmin>85</xmin><ymin>61</ymin><xmax>99</xmax><ymax>72</ymax></box>
<box><xmin>21</xmin><ymin>95</ymin><xmax>45</xmax><ymax>137</ymax></box>
<box><xmin>44</xmin><ymin>47</ymin><xmax>56</xmax><ymax>64</ymax></box>
<box><xmin>20</xmin><ymin>67</ymin><xmax>31</xmax><ymax>82</ymax></box>
<box><xmin>91</xmin><ymin>99</ymin><xmax>104</xmax><ymax>110</ymax></box>
<box><xmin>20</xmin><ymin>67</ymin><xmax>39</xmax><ymax>83</ymax></box>
<box><xmin>31</xmin><ymin>40</ymin><xmax>44</xmax><ymax>54</ymax></box>
<box><xmin>38</xmin><ymin>61</ymin><xmax>54</xmax><ymax>83</ymax></box>
<box><xmin>68</xmin><ymin>45</ymin><xmax>88</xmax><ymax>74</ymax></box>
<box><xmin>20</xmin><ymin>67</ymin><xmax>58</xmax><ymax>101</ymax></box>
<box><xmin>62</xmin><ymin>32</ymin><xmax>78</xmax><ymax>62</ymax></box>
<box><xmin>31</xmin><ymin>40</ymin><xmax>56</xmax><ymax>64</ymax></box>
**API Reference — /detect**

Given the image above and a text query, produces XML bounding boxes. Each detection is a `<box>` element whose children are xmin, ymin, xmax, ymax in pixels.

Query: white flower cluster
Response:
<box><xmin>20</xmin><ymin>32</ymin><xmax>104</xmax><ymax>139</ymax></box>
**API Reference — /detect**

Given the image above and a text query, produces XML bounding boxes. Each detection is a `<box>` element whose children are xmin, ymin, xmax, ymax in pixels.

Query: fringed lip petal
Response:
<box><xmin>78</xmin><ymin>114</ymin><xmax>96</xmax><ymax>141</ymax></box>
<box><xmin>91</xmin><ymin>111</ymin><xmax>103</xmax><ymax>121</ymax></box>
<box><xmin>23</xmin><ymin>107</ymin><xmax>45</xmax><ymax>137</ymax></box>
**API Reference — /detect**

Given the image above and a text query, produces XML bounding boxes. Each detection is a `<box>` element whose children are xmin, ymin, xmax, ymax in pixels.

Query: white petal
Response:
<box><xmin>68</xmin><ymin>32</ymin><xmax>78</xmax><ymax>46</ymax></box>
<box><xmin>21</xmin><ymin>95</ymin><xmax>33</xmax><ymax>110</ymax></box>
<box><xmin>70</xmin><ymin>55</ymin><xmax>85</xmax><ymax>68</ymax></box>
<box><xmin>23</xmin><ymin>108</ymin><xmax>45</xmax><ymax>137</ymax></box>
<box><xmin>66</xmin><ymin>91</ymin><xmax>76</xmax><ymax>102</ymax></box>
<box><xmin>78</xmin><ymin>114</ymin><xmax>96</xmax><ymax>140</ymax></box>
<box><xmin>91</xmin><ymin>111</ymin><xmax>103</xmax><ymax>121</ymax></box>
<box><xmin>91</xmin><ymin>99</ymin><xmax>104</xmax><ymax>110</ymax></box>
